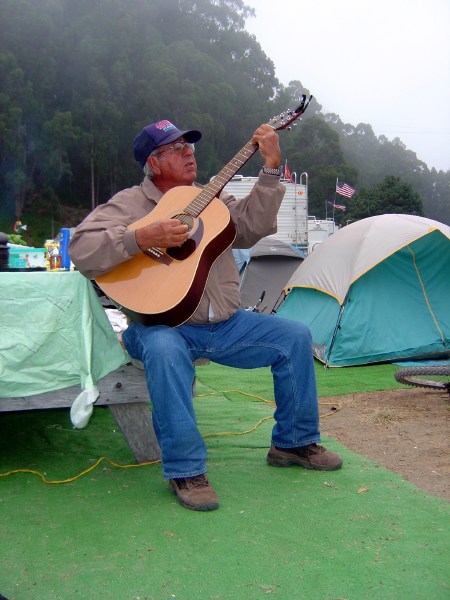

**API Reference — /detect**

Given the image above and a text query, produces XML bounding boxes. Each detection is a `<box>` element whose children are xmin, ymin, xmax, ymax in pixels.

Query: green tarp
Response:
<box><xmin>0</xmin><ymin>271</ymin><xmax>128</xmax><ymax>397</ymax></box>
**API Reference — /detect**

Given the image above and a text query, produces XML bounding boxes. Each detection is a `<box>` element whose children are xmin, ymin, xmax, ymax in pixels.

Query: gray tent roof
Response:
<box><xmin>239</xmin><ymin>237</ymin><xmax>305</xmax><ymax>314</ymax></box>
<box><xmin>250</xmin><ymin>238</ymin><xmax>306</xmax><ymax>259</ymax></box>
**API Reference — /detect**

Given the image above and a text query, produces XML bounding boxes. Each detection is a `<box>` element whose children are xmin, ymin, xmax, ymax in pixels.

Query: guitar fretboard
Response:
<box><xmin>186</xmin><ymin>141</ymin><xmax>258</xmax><ymax>217</ymax></box>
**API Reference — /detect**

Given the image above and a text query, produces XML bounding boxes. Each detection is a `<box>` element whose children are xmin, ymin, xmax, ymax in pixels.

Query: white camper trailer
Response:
<box><xmin>223</xmin><ymin>173</ymin><xmax>309</xmax><ymax>250</ymax></box>
<box><xmin>307</xmin><ymin>217</ymin><xmax>338</xmax><ymax>253</ymax></box>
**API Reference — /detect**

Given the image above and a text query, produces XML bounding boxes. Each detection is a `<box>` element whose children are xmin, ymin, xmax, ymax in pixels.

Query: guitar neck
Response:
<box><xmin>186</xmin><ymin>139</ymin><xmax>258</xmax><ymax>218</ymax></box>
<box><xmin>184</xmin><ymin>94</ymin><xmax>312</xmax><ymax>219</ymax></box>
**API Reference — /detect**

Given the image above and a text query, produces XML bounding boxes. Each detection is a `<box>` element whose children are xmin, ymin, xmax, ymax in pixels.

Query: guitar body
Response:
<box><xmin>96</xmin><ymin>186</ymin><xmax>236</xmax><ymax>327</ymax></box>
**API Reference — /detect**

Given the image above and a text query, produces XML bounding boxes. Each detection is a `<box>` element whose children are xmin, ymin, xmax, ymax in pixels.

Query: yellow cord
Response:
<box><xmin>0</xmin><ymin>390</ymin><xmax>341</xmax><ymax>485</ymax></box>
<box><xmin>203</xmin><ymin>415</ymin><xmax>274</xmax><ymax>438</ymax></box>
<box><xmin>197</xmin><ymin>389</ymin><xmax>275</xmax><ymax>405</ymax></box>
<box><xmin>0</xmin><ymin>456</ymin><xmax>160</xmax><ymax>485</ymax></box>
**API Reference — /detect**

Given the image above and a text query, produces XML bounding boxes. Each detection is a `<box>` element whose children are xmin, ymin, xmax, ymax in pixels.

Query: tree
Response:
<box><xmin>346</xmin><ymin>176</ymin><xmax>424</xmax><ymax>222</ymax></box>
<box><xmin>324</xmin><ymin>112</ymin><xmax>450</xmax><ymax>225</ymax></box>
<box><xmin>425</xmin><ymin>169</ymin><xmax>450</xmax><ymax>225</ymax></box>
<box><xmin>0</xmin><ymin>0</ymin><xmax>447</xmax><ymax>238</ymax></box>
<box><xmin>0</xmin><ymin>51</ymin><xmax>41</xmax><ymax>219</ymax></box>
<box><xmin>281</xmin><ymin>115</ymin><xmax>357</xmax><ymax>218</ymax></box>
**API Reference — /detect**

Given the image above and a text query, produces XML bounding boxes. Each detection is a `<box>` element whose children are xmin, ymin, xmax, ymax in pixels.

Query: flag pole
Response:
<box><xmin>333</xmin><ymin>178</ymin><xmax>339</xmax><ymax>221</ymax></box>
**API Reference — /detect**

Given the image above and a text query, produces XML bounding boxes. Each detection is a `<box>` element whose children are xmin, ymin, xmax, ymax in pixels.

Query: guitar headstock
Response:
<box><xmin>269</xmin><ymin>94</ymin><xmax>313</xmax><ymax>131</ymax></box>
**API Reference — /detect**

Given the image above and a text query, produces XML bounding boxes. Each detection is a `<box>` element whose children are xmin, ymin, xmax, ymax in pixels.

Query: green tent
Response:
<box><xmin>277</xmin><ymin>214</ymin><xmax>450</xmax><ymax>367</ymax></box>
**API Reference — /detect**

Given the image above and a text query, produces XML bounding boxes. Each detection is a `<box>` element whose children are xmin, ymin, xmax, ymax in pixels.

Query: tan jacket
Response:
<box><xmin>69</xmin><ymin>173</ymin><xmax>285</xmax><ymax>324</ymax></box>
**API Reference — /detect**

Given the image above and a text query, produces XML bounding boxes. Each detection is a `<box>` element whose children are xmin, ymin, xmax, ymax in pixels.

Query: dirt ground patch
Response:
<box><xmin>319</xmin><ymin>387</ymin><xmax>450</xmax><ymax>501</ymax></box>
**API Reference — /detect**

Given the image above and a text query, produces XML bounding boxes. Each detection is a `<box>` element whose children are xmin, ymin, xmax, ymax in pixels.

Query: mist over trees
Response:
<box><xmin>1</xmin><ymin>0</ymin><xmax>448</xmax><ymax>244</ymax></box>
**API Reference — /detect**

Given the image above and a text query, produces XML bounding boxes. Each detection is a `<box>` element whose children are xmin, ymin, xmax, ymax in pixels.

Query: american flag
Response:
<box><xmin>328</xmin><ymin>200</ymin><xmax>346</xmax><ymax>212</ymax></box>
<box><xmin>336</xmin><ymin>180</ymin><xmax>356</xmax><ymax>198</ymax></box>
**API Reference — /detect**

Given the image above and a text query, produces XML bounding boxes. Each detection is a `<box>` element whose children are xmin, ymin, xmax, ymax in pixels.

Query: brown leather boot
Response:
<box><xmin>169</xmin><ymin>474</ymin><xmax>219</xmax><ymax>511</ymax></box>
<box><xmin>267</xmin><ymin>444</ymin><xmax>343</xmax><ymax>471</ymax></box>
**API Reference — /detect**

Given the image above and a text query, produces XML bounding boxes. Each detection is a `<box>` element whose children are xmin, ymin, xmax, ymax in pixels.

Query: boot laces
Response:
<box><xmin>189</xmin><ymin>474</ymin><xmax>209</xmax><ymax>488</ymax></box>
<box><xmin>177</xmin><ymin>474</ymin><xmax>209</xmax><ymax>490</ymax></box>
<box><xmin>306</xmin><ymin>443</ymin><xmax>326</xmax><ymax>455</ymax></box>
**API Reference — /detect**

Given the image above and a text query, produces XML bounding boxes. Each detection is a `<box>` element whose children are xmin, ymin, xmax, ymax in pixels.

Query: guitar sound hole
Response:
<box><xmin>166</xmin><ymin>217</ymin><xmax>204</xmax><ymax>261</ymax></box>
<box><xmin>167</xmin><ymin>238</ymin><xmax>197</xmax><ymax>260</ymax></box>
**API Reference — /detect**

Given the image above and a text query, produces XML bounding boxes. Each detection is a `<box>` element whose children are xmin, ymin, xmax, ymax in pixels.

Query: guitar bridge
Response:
<box><xmin>143</xmin><ymin>247</ymin><xmax>173</xmax><ymax>265</ymax></box>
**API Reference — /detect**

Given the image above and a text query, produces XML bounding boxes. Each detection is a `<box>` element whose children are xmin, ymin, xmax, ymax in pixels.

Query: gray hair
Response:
<box><xmin>143</xmin><ymin>162</ymin><xmax>155</xmax><ymax>179</ymax></box>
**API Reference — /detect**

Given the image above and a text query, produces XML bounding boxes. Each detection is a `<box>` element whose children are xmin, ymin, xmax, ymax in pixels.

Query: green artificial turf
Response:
<box><xmin>1</xmin><ymin>362</ymin><xmax>448</xmax><ymax>600</ymax></box>
<box><xmin>198</xmin><ymin>359</ymin><xmax>404</xmax><ymax>401</ymax></box>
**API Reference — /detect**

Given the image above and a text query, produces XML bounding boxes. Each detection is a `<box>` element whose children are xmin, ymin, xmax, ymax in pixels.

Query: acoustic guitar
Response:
<box><xmin>96</xmin><ymin>95</ymin><xmax>312</xmax><ymax>327</ymax></box>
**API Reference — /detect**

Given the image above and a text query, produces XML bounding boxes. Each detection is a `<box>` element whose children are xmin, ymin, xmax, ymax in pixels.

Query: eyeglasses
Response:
<box><xmin>154</xmin><ymin>141</ymin><xmax>195</xmax><ymax>157</ymax></box>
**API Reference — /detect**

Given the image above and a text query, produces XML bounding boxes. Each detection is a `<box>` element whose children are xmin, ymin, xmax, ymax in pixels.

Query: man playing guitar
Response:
<box><xmin>69</xmin><ymin>115</ymin><xmax>342</xmax><ymax>512</ymax></box>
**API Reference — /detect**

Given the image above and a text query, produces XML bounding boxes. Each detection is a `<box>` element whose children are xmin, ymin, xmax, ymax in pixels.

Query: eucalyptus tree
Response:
<box><xmin>345</xmin><ymin>175</ymin><xmax>423</xmax><ymax>223</ymax></box>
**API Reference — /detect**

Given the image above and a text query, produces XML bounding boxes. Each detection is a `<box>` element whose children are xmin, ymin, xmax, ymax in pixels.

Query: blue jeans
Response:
<box><xmin>122</xmin><ymin>310</ymin><xmax>320</xmax><ymax>479</ymax></box>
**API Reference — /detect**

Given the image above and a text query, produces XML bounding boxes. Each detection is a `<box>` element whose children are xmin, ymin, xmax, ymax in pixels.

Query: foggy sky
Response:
<box><xmin>245</xmin><ymin>0</ymin><xmax>450</xmax><ymax>172</ymax></box>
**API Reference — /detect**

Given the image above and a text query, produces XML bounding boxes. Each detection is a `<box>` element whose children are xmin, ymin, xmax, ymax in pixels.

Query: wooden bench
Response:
<box><xmin>0</xmin><ymin>273</ymin><xmax>210</xmax><ymax>464</ymax></box>
<box><xmin>0</xmin><ymin>358</ymin><xmax>210</xmax><ymax>464</ymax></box>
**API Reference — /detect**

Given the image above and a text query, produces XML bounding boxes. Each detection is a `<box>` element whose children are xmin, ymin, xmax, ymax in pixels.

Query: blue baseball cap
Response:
<box><xmin>133</xmin><ymin>119</ymin><xmax>202</xmax><ymax>167</ymax></box>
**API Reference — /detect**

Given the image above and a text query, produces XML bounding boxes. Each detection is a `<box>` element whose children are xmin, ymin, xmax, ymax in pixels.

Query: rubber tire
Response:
<box><xmin>394</xmin><ymin>365</ymin><xmax>450</xmax><ymax>393</ymax></box>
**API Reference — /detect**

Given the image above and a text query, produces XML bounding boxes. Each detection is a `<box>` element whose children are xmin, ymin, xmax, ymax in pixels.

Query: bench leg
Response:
<box><xmin>109</xmin><ymin>402</ymin><xmax>161</xmax><ymax>464</ymax></box>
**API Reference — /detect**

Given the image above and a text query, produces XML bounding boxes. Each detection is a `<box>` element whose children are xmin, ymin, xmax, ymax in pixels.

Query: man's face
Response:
<box><xmin>152</xmin><ymin>137</ymin><xmax>197</xmax><ymax>186</ymax></box>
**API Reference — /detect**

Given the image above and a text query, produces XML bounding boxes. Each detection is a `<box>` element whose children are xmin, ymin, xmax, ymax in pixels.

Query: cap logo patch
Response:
<box><xmin>155</xmin><ymin>120</ymin><xmax>176</xmax><ymax>133</ymax></box>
